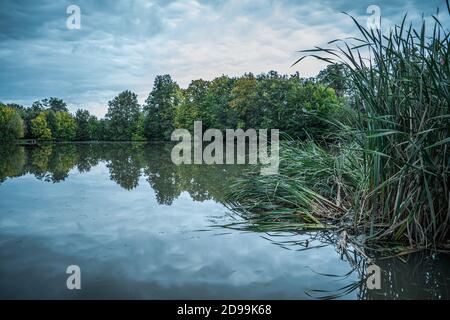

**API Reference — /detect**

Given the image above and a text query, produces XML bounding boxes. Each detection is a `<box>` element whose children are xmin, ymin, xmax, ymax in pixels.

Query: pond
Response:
<box><xmin>0</xmin><ymin>143</ymin><xmax>448</xmax><ymax>299</ymax></box>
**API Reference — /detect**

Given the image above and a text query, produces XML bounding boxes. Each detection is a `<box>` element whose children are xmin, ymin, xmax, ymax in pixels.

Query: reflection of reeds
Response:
<box><xmin>217</xmin><ymin>218</ymin><xmax>449</xmax><ymax>299</ymax></box>
<box><xmin>226</xmin><ymin>7</ymin><xmax>450</xmax><ymax>250</ymax></box>
<box><xmin>216</xmin><ymin>221</ymin><xmax>372</xmax><ymax>299</ymax></box>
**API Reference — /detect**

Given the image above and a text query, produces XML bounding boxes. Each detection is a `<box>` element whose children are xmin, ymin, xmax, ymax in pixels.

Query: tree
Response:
<box><xmin>229</xmin><ymin>74</ymin><xmax>258</xmax><ymax>129</ymax></box>
<box><xmin>93</xmin><ymin>119</ymin><xmax>109</xmax><ymax>141</ymax></box>
<box><xmin>132</xmin><ymin>113</ymin><xmax>146</xmax><ymax>141</ymax></box>
<box><xmin>105</xmin><ymin>90</ymin><xmax>141</xmax><ymax>140</ymax></box>
<box><xmin>174</xmin><ymin>79</ymin><xmax>211</xmax><ymax>131</ymax></box>
<box><xmin>0</xmin><ymin>104</ymin><xmax>24</xmax><ymax>142</ymax></box>
<box><xmin>281</xmin><ymin>82</ymin><xmax>340</xmax><ymax>138</ymax></box>
<box><xmin>31</xmin><ymin>113</ymin><xmax>52</xmax><ymax>140</ymax></box>
<box><xmin>24</xmin><ymin>98</ymin><xmax>69</xmax><ymax>138</ymax></box>
<box><xmin>317</xmin><ymin>64</ymin><xmax>350</xmax><ymax>97</ymax></box>
<box><xmin>204</xmin><ymin>75</ymin><xmax>236</xmax><ymax>129</ymax></box>
<box><xmin>0</xmin><ymin>69</ymin><xmax>346</xmax><ymax>142</ymax></box>
<box><xmin>143</xmin><ymin>75</ymin><xmax>182</xmax><ymax>141</ymax></box>
<box><xmin>5</xmin><ymin>103</ymin><xmax>25</xmax><ymax>114</ymax></box>
<box><xmin>46</xmin><ymin>110</ymin><xmax>58</xmax><ymax>137</ymax></box>
<box><xmin>54</xmin><ymin>111</ymin><xmax>77</xmax><ymax>141</ymax></box>
<box><xmin>87</xmin><ymin>115</ymin><xmax>99</xmax><ymax>139</ymax></box>
<box><xmin>256</xmin><ymin>71</ymin><xmax>291</xmax><ymax>129</ymax></box>
<box><xmin>44</xmin><ymin>97</ymin><xmax>69</xmax><ymax>113</ymax></box>
<box><xmin>22</xmin><ymin>101</ymin><xmax>46</xmax><ymax>138</ymax></box>
<box><xmin>75</xmin><ymin>109</ymin><xmax>92</xmax><ymax>141</ymax></box>
<box><xmin>31</xmin><ymin>97</ymin><xmax>69</xmax><ymax>113</ymax></box>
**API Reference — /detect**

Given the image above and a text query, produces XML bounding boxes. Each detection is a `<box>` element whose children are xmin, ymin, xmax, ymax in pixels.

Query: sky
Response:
<box><xmin>0</xmin><ymin>0</ymin><xmax>447</xmax><ymax>117</ymax></box>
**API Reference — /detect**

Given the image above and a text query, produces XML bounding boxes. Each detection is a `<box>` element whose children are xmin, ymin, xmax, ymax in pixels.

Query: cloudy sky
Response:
<box><xmin>0</xmin><ymin>0</ymin><xmax>447</xmax><ymax>117</ymax></box>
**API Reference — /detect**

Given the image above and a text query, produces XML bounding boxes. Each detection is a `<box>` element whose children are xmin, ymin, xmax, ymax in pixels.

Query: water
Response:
<box><xmin>0</xmin><ymin>143</ymin><xmax>448</xmax><ymax>299</ymax></box>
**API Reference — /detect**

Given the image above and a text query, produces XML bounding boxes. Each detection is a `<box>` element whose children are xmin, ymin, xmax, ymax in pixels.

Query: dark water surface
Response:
<box><xmin>0</xmin><ymin>143</ymin><xmax>448</xmax><ymax>299</ymax></box>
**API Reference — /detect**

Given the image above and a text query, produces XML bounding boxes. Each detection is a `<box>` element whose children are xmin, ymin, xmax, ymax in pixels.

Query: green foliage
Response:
<box><xmin>106</xmin><ymin>90</ymin><xmax>141</xmax><ymax>140</ymax></box>
<box><xmin>2</xmin><ymin>70</ymin><xmax>342</xmax><ymax>142</ymax></box>
<box><xmin>171</xmin><ymin>72</ymin><xmax>340</xmax><ymax>137</ymax></box>
<box><xmin>143</xmin><ymin>75</ymin><xmax>182</xmax><ymax>140</ymax></box>
<box><xmin>317</xmin><ymin>63</ymin><xmax>351</xmax><ymax>97</ymax></box>
<box><xmin>0</xmin><ymin>104</ymin><xmax>24</xmax><ymax>142</ymax></box>
<box><xmin>21</xmin><ymin>102</ymin><xmax>45</xmax><ymax>138</ymax></box>
<box><xmin>204</xmin><ymin>75</ymin><xmax>237</xmax><ymax>129</ymax></box>
<box><xmin>87</xmin><ymin>115</ymin><xmax>100</xmax><ymax>140</ymax></box>
<box><xmin>47</xmin><ymin>97</ymin><xmax>69</xmax><ymax>113</ymax></box>
<box><xmin>31</xmin><ymin>113</ymin><xmax>52</xmax><ymax>140</ymax></box>
<box><xmin>75</xmin><ymin>109</ymin><xmax>94</xmax><ymax>141</ymax></box>
<box><xmin>46</xmin><ymin>110</ymin><xmax>58</xmax><ymax>137</ymax></box>
<box><xmin>35</xmin><ymin>97</ymin><xmax>69</xmax><ymax>113</ymax></box>
<box><xmin>94</xmin><ymin>119</ymin><xmax>110</xmax><ymax>141</ymax></box>
<box><xmin>229</xmin><ymin>74</ymin><xmax>258</xmax><ymax>129</ymax></box>
<box><xmin>226</xmin><ymin>140</ymin><xmax>363</xmax><ymax>226</ymax></box>
<box><xmin>229</xmin><ymin>9</ymin><xmax>450</xmax><ymax>248</ymax></box>
<box><xmin>285</xmin><ymin>82</ymin><xmax>339</xmax><ymax>139</ymax></box>
<box><xmin>4</xmin><ymin>103</ymin><xmax>26</xmax><ymax>116</ymax></box>
<box><xmin>174</xmin><ymin>79</ymin><xmax>212</xmax><ymax>131</ymax></box>
<box><xmin>132</xmin><ymin>114</ymin><xmax>146</xmax><ymax>141</ymax></box>
<box><xmin>29</xmin><ymin>110</ymin><xmax>77</xmax><ymax>141</ymax></box>
<box><xmin>308</xmin><ymin>13</ymin><xmax>449</xmax><ymax>246</ymax></box>
<box><xmin>54</xmin><ymin>111</ymin><xmax>77</xmax><ymax>141</ymax></box>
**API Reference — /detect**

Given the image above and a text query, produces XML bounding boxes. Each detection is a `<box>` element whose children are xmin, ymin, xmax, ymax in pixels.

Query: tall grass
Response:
<box><xmin>227</xmin><ymin>7</ymin><xmax>449</xmax><ymax>249</ymax></box>
<box><xmin>227</xmin><ymin>140</ymin><xmax>362</xmax><ymax>226</ymax></box>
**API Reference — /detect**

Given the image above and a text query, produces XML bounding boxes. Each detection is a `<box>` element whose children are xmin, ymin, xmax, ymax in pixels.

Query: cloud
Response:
<box><xmin>0</xmin><ymin>0</ymin><xmax>446</xmax><ymax>117</ymax></box>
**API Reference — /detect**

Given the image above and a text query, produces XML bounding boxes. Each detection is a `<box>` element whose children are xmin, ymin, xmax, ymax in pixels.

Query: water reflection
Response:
<box><xmin>223</xmin><ymin>229</ymin><xmax>450</xmax><ymax>300</ymax></box>
<box><xmin>0</xmin><ymin>143</ymin><xmax>242</xmax><ymax>204</ymax></box>
<box><xmin>0</xmin><ymin>143</ymin><xmax>448</xmax><ymax>299</ymax></box>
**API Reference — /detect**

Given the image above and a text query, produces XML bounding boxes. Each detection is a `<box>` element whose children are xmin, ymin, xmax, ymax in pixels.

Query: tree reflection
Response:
<box><xmin>0</xmin><ymin>144</ymin><xmax>26</xmax><ymax>183</ymax></box>
<box><xmin>76</xmin><ymin>144</ymin><xmax>100</xmax><ymax>173</ymax></box>
<box><xmin>0</xmin><ymin>142</ymin><xmax>243</xmax><ymax>204</ymax></box>
<box><xmin>142</xmin><ymin>144</ymin><xmax>181</xmax><ymax>205</ymax></box>
<box><xmin>106</xmin><ymin>143</ymin><xmax>144</xmax><ymax>190</ymax></box>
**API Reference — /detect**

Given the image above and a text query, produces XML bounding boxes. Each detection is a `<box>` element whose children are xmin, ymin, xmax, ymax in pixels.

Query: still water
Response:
<box><xmin>0</xmin><ymin>143</ymin><xmax>448</xmax><ymax>299</ymax></box>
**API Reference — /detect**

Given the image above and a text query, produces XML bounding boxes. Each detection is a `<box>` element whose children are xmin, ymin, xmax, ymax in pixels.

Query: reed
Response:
<box><xmin>226</xmin><ymin>6</ymin><xmax>449</xmax><ymax>249</ymax></box>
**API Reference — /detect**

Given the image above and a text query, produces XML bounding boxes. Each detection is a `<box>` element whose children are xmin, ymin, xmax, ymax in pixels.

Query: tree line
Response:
<box><xmin>0</xmin><ymin>66</ymin><xmax>349</xmax><ymax>143</ymax></box>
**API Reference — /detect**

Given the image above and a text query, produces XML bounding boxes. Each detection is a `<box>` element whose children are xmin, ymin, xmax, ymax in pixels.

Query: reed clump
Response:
<box><xmin>226</xmin><ymin>7</ymin><xmax>449</xmax><ymax>250</ymax></box>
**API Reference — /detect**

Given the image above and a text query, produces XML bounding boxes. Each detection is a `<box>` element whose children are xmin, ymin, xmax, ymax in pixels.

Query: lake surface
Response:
<box><xmin>0</xmin><ymin>143</ymin><xmax>448</xmax><ymax>299</ymax></box>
